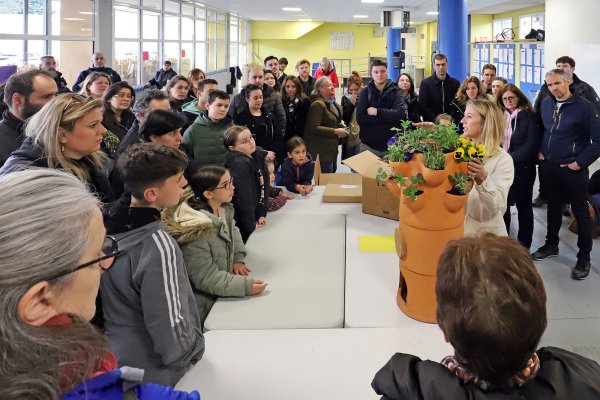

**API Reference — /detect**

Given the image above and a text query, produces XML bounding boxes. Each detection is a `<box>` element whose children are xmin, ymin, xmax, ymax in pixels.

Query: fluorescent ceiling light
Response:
<box><xmin>353</xmin><ymin>15</ymin><xmax>369</xmax><ymax>18</ymax></box>
<box><xmin>79</xmin><ymin>11</ymin><xmax>94</xmax><ymax>15</ymax></box>
<box><xmin>361</xmin><ymin>0</ymin><xmax>384</xmax><ymax>3</ymax></box>
<box><xmin>282</xmin><ymin>7</ymin><xmax>302</xmax><ymax>11</ymax></box>
<box><xmin>64</xmin><ymin>17</ymin><xmax>85</xmax><ymax>21</ymax></box>
<box><xmin>426</xmin><ymin>11</ymin><xmax>439</xmax><ymax>15</ymax></box>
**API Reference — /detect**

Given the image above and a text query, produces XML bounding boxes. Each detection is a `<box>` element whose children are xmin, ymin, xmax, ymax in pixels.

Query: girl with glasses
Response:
<box><xmin>0</xmin><ymin>169</ymin><xmax>199</xmax><ymax>400</ymax></box>
<box><xmin>162</xmin><ymin>165</ymin><xmax>267</xmax><ymax>326</ymax></box>
<box><xmin>223</xmin><ymin>125</ymin><xmax>270</xmax><ymax>243</ymax></box>
<box><xmin>496</xmin><ymin>84</ymin><xmax>542</xmax><ymax>249</ymax></box>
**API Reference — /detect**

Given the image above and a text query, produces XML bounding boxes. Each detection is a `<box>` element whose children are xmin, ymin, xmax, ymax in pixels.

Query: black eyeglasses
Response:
<box><xmin>47</xmin><ymin>236</ymin><xmax>121</xmax><ymax>281</ymax></box>
<box><xmin>214</xmin><ymin>177</ymin><xmax>234</xmax><ymax>191</ymax></box>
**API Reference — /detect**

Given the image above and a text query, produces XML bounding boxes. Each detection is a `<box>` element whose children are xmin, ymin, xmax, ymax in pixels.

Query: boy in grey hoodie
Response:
<box><xmin>101</xmin><ymin>143</ymin><xmax>205</xmax><ymax>386</ymax></box>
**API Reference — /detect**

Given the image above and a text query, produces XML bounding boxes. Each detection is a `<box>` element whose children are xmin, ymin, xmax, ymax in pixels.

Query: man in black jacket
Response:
<box><xmin>356</xmin><ymin>59</ymin><xmax>407</xmax><ymax>157</ymax></box>
<box><xmin>0</xmin><ymin>70</ymin><xmax>57</xmax><ymax>167</ymax></box>
<box><xmin>72</xmin><ymin>52</ymin><xmax>121</xmax><ymax>92</ymax></box>
<box><xmin>39</xmin><ymin>55</ymin><xmax>70</xmax><ymax>93</ymax></box>
<box><xmin>144</xmin><ymin>60</ymin><xmax>178</xmax><ymax>89</ymax></box>
<box><xmin>532</xmin><ymin>56</ymin><xmax>600</xmax><ymax>208</ymax></box>
<box><xmin>418</xmin><ymin>54</ymin><xmax>461</xmax><ymax>122</ymax></box>
<box><xmin>531</xmin><ymin>69</ymin><xmax>600</xmax><ymax>280</ymax></box>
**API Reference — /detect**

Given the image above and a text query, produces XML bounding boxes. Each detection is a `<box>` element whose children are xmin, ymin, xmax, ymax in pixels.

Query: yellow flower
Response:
<box><xmin>476</xmin><ymin>144</ymin><xmax>487</xmax><ymax>156</ymax></box>
<box><xmin>458</xmin><ymin>137</ymin><xmax>469</xmax><ymax>147</ymax></box>
<box><xmin>454</xmin><ymin>147</ymin><xmax>465</xmax><ymax>159</ymax></box>
<box><xmin>468</xmin><ymin>147</ymin><xmax>478</xmax><ymax>157</ymax></box>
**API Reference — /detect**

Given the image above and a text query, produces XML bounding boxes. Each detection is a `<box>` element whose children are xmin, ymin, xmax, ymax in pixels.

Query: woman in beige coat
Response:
<box><xmin>461</xmin><ymin>99</ymin><xmax>515</xmax><ymax>236</ymax></box>
<box><xmin>303</xmin><ymin>77</ymin><xmax>347</xmax><ymax>173</ymax></box>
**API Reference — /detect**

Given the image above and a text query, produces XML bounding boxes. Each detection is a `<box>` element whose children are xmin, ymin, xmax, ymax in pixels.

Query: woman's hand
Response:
<box><xmin>468</xmin><ymin>158</ymin><xmax>488</xmax><ymax>185</ymax></box>
<box><xmin>256</xmin><ymin>217</ymin><xmax>267</xmax><ymax>228</ymax></box>
<box><xmin>266</xmin><ymin>151</ymin><xmax>276</xmax><ymax>161</ymax></box>
<box><xmin>334</xmin><ymin>128</ymin><xmax>348</xmax><ymax>137</ymax></box>
<box><xmin>232</xmin><ymin>262</ymin><xmax>251</xmax><ymax>276</ymax></box>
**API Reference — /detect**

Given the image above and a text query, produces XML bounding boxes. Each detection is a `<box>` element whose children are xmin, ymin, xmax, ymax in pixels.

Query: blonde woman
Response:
<box><xmin>78</xmin><ymin>71</ymin><xmax>112</xmax><ymax>99</ymax></box>
<box><xmin>461</xmin><ymin>98</ymin><xmax>515</xmax><ymax>236</ymax></box>
<box><xmin>0</xmin><ymin>93</ymin><xmax>113</xmax><ymax>202</ymax></box>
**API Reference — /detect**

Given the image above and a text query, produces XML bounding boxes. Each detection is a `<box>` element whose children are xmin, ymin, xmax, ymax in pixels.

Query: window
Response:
<box><xmin>519</xmin><ymin>13</ymin><xmax>544</xmax><ymax>39</ymax></box>
<box><xmin>493</xmin><ymin>18</ymin><xmax>513</xmax><ymax>41</ymax></box>
<box><xmin>115</xmin><ymin>6</ymin><xmax>139</xmax><ymax>39</ymax></box>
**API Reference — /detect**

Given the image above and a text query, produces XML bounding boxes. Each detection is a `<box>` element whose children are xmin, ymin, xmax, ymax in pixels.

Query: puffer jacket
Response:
<box><xmin>163</xmin><ymin>192</ymin><xmax>251</xmax><ymax>324</ymax></box>
<box><xmin>228</xmin><ymin>84</ymin><xmax>287</xmax><ymax>137</ymax></box>
<box><xmin>183</xmin><ymin>112</ymin><xmax>232</xmax><ymax>167</ymax></box>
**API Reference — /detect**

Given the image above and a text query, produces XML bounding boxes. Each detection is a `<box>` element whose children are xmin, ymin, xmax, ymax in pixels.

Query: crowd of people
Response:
<box><xmin>0</xmin><ymin>48</ymin><xmax>599</xmax><ymax>400</ymax></box>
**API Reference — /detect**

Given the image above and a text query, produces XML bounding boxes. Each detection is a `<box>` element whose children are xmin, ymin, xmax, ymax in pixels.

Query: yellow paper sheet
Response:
<box><xmin>359</xmin><ymin>235</ymin><xmax>396</xmax><ymax>253</ymax></box>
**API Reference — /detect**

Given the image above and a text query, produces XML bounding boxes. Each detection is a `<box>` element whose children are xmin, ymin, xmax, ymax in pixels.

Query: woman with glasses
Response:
<box><xmin>304</xmin><ymin>76</ymin><xmax>346</xmax><ymax>173</ymax></box>
<box><xmin>0</xmin><ymin>169</ymin><xmax>199</xmax><ymax>400</ymax></box>
<box><xmin>162</xmin><ymin>165</ymin><xmax>267</xmax><ymax>326</ymax></box>
<box><xmin>496</xmin><ymin>84</ymin><xmax>542</xmax><ymax>249</ymax></box>
<box><xmin>101</xmin><ymin>82</ymin><xmax>136</xmax><ymax>157</ymax></box>
<box><xmin>0</xmin><ymin>93</ymin><xmax>113</xmax><ymax>203</ymax></box>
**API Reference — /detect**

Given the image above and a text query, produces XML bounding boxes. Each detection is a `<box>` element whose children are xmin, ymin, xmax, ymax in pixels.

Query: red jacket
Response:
<box><xmin>314</xmin><ymin>66</ymin><xmax>340</xmax><ymax>88</ymax></box>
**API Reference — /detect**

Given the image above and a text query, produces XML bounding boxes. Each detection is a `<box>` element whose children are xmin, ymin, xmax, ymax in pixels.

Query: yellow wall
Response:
<box><xmin>415</xmin><ymin>21</ymin><xmax>437</xmax><ymax>77</ymax></box>
<box><xmin>493</xmin><ymin>5</ymin><xmax>545</xmax><ymax>39</ymax></box>
<box><xmin>467</xmin><ymin>5</ymin><xmax>545</xmax><ymax>84</ymax></box>
<box><xmin>250</xmin><ymin>22</ymin><xmax>386</xmax><ymax>76</ymax></box>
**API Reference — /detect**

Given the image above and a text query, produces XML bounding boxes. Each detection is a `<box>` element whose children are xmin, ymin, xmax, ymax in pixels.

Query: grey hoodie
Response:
<box><xmin>100</xmin><ymin>210</ymin><xmax>205</xmax><ymax>386</ymax></box>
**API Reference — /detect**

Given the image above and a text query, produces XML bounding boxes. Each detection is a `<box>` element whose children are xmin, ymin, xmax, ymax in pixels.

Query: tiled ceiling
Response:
<box><xmin>191</xmin><ymin>0</ymin><xmax>544</xmax><ymax>24</ymax></box>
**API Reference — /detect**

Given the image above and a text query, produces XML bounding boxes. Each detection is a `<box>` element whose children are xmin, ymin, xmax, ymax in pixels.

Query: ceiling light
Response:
<box><xmin>79</xmin><ymin>11</ymin><xmax>94</xmax><ymax>15</ymax></box>
<box><xmin>426</xmin><ymin>11</ymin><xmax>439</xmax><ymax>15</ymax></box>
<box><xmin>361</xmin><ymin>0</ymin><xmax>384</xmax><ymax>3</ymax></box>
<box><xmin>282</xmin><ymin>7</ymin><xmax>302</xmax><ymax>11</ymax></box>
<box><xmin>353</xmin><ymin>15</ymin><xmax>369</xmax><ymax>18</ymax></box>
<box><xmin>64</xmin><ymin>17</ymin><xmax>85</xmax><ymax>21</ymax></box>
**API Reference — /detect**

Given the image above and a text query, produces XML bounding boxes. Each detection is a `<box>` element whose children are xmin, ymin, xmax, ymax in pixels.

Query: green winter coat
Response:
<box><xmin>182</xmin><ymin>112</ymin><xmax>233</xmax><ymax>167</ymax></box>
<box><xmin>163</xmin><ymin>191</ymin><xmax>252</xmax><ymax>325</ymax></box>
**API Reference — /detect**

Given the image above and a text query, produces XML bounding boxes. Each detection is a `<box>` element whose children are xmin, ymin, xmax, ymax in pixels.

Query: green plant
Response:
<box><xmin>376</xmin><ymin>168</ymin><xmax>425</xmax><ymax>201</ymax></box>
<box><xmin>448</xmin><ymin>172</ymin><xmax>472</xmax><ymax>195</ymax></box>
<box><xmin>423</xmin><ymin>149</ymin><xmax>446</xmax><ymax>171</ymax></box>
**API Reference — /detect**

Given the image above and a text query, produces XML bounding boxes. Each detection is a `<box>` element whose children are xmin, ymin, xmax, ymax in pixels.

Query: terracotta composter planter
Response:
<box><xmin>387</xmin><ymin>153</ymin><xmax>470</xmax><ymax>323</ymax></box>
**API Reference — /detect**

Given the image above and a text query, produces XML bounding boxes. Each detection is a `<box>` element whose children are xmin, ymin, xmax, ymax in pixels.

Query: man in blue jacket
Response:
<box><xmin>531</xmin><ymin>69</ymin><xmax>600</xmax><ymax>280</ymax></box>
<box><xmin>72</xmin><ymin>52</ymin><xmax>121</xmax><ymax>92</ymax></box>
<box><xmin>356</xmin><ymin>59</ymin><xmax>406</xmax><ymax>157</ymax></box>
<box><xmin>417</xmin><ymin>54</ymin><xmax>461</xmax><ymax>123</ymax></box>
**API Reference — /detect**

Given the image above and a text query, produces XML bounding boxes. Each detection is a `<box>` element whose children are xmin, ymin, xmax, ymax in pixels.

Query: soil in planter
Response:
<box><xmin>447</xmin><ymin>188</ymin><xmax>468</xmax><ymax>196</ymax></box>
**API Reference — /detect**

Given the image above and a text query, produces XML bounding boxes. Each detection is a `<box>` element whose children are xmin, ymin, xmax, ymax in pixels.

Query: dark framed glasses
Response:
<box><xmin>47</xmin><ymin>235</ymin><xmax>121</xmax><ymax>281</ymax></box>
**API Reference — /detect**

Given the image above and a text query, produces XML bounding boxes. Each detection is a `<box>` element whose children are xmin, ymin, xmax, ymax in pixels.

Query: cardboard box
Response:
<box><xmin>322</xmin><ymin>183</ymin><xmax>362</xmax><ymax>203</ymax></box>
<box><xmin>342</xmin><ymin>151</ymin><xmax>400</xmax><ymax>221</ymax></box>
<box><xmin>314</xmin><ymin>155</ymin><xmax>363</xmax><ymax>203</ymax></box>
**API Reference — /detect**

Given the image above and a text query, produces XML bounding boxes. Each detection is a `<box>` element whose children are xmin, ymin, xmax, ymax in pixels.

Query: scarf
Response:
<box><xmin>503</xmin><ymin>108</ymin><xmax>521</xmax><ymax>151</ymax></box>
<box><xmin>441</xmin><ymin>352</ymin><xmax>540</xmax><ymax>391</ymax></box>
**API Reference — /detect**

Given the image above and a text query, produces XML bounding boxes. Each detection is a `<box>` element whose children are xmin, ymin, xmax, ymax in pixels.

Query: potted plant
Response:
<box><xmin>376</xmin><ymin>121</ymin><xmax>486</xmax><ymax>323</ymax></box>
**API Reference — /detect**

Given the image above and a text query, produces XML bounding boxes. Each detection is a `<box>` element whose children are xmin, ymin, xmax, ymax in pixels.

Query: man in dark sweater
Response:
<box><xmin>418</xmin><ymin>54</ymin><xmax>461</xmax><ymax>122</ymax></box>
<box><xmin>72</xmin><ymin>51</ymin><xmax>121</xmax><ymax>92</ymax></box>
<box><xmin>531</xmin><ymin>69</ymin><xmax>600</xmax><ymax>280</ymax></box>
<box><xmin>39</xmin><ymin>55</ymin><xmax>70</xmax><ymax>93</ymax></box>
<box><xmin>144</xmin><ymin>60</ymin><xmax>178</xmax><ymax>89</ymax></box>
<box><xmin>0</xmin><ymin>70</ymin><xmax>57</xmax><ymax>167</ymax></box>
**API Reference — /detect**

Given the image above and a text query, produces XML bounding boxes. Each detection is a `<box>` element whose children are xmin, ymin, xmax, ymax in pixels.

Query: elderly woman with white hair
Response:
<box><xmin>0</xmin><ymin>169</ymin><xmax>200</xmax><ymax>400</ymax></box>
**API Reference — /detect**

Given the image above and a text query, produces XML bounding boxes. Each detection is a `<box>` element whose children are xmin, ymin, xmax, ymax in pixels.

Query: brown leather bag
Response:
<box><xmin>568</xmin><ymin>202</ymin><xmax>600</xmax><ymax>238</ymax></box>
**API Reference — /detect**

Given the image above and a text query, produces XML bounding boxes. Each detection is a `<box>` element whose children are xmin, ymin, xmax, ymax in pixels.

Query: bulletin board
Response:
<box><xmin>493</xmin><ymin>43</ymin><xmax>516</xmax><ymax>84</ymax></box>
<box><xmin>519</xmin><ymin>43</ymin><xmax>545</xmax><ymax>103</ymax></box>
<box><xmin>472</xmin><ymin>43</ymin><xmax>491</xmax><ymax>80</ymax></box>
<box><xmin>330</xmin><ymin>32</ymin><xmax>355</xmax><ymax>51</ymax></box>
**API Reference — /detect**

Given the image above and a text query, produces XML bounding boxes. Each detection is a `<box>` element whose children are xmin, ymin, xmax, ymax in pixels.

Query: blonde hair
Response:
<box><xmin>78</xmin><ymin>71</ymin><xmax>111</xmax><ymax>97</ymax></box>
<box><xmin>24</xmin><ymin>93</ymin><xmax>106</xmax><ymax>181</ymax></box>
<box><xmin>466</xmin><ymin>99</ymin><xmax>504</xmax><ymax>157</ymax></box>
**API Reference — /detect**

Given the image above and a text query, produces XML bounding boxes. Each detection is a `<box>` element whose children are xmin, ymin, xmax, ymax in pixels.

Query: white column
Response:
<box><xmin>545</xmin><ymin>0</ymin><xmax>600</xmax><ymax>91</ymax></box>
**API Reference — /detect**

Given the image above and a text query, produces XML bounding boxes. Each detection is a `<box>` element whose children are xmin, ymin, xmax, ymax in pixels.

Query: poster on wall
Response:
<box><xmin>330</xmin><ymin>32</ymin><xmax>355</xmax><ymax>50</ymax></box>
